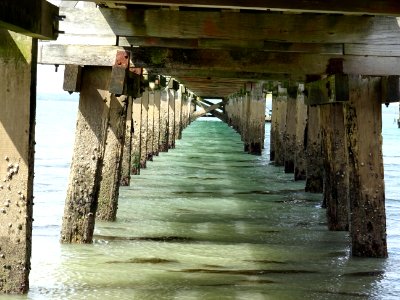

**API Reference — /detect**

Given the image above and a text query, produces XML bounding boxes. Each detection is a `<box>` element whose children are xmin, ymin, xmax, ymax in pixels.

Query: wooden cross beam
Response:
<box><xmin>61</xmin><ymin>0</ymin><xmax>400</xmax><ymax>16</ymax></box>
<box><xmin>191</xmin><ymin>100</ymin><xmax>224</xmax><ymax>121</ymax></box>
<box><xmin>0</xmin><ymin>0</ymin><xmax>59</xmax><ymax>40</ymax></box>
<box><xmin>38</xmin><ymin>44</ymin><xmax>400</xmax><ymax>77</ymax></box>
<box><xmin>58</xmin><ymin>7</ymin><xmax>400</xmax><ymax>45</ymax></box>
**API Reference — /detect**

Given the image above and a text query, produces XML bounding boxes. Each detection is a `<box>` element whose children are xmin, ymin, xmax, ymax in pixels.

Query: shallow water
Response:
<box><xmin>2</xmin><ymin>98</ymin><xmax>400</xmax><ymax>299</ymax></box>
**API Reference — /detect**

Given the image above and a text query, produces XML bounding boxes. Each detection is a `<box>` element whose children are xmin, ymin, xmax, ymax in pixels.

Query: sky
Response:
<box><xmin>37</xmin><ymin>64</ymin><xmax>66</xmax><ymax>94</ymax></box>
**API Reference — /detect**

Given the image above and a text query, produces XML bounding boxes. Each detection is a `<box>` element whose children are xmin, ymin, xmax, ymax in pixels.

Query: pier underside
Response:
<box><xmin>1</xmin><ymin>0</ymin><xmax>400</xmax><ymax>294</ymax></box>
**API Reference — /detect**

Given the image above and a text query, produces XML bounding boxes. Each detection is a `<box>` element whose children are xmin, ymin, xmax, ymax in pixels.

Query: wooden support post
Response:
<box><xmin>181</xmin><ymin>92</ymin><xmax>190</xmax><ymax>129</ymax></box>
<box><xmin>147</xmin><ymin>91</ymin><xmax>155</xmax><ymax>161</ymax></box>
<box><xmin>270</xmin><ymin>96</ymin><xmax>277</xmax><ymax>161</ymax></box>
<box><xmin>0</xmin><ymin>30</ymin><xmax>37</xmax><ymax>294</ymax></box>
<box><xmin>96</xmin><ymin>95</ymin><xmax>127</xmax><ymax>221</ymax></box>
<box><xmin>61</xmin><ymin>66</ymin><xmax>111</xmax><ymax>244</ymax></box>
<box><xmin>120</xmin><ymin>97</ymin><xmax>133</xmax><ymax>186</ymax></box>
<box><xmin>246</xmin><ymin>83</ymin><xmax>266</xmax><ymax>155</ymax></box>
<box><xmin>294</xmin><ymin>85</ymin><xmax>308</xmax><ymax>180</ymax></box>
<box><xmin>345</xmin><ymin>75</ymin><xmax>387</xmax><ymax>258</ymax></box>
<box><xmin>240</xmin><ymin>94</ymin><xmax>248</xmax><ymax>143</ymax></box>
<box><xmin>234</xmin><ymin>97</ymin><xmax>241</xmax><ymax>133</ymax></box>
<box><xmin>242</xmin><ymin>93</ymin><xmax>251</xmax><ymax>151</ymax></box>
<box><xmin>63</xmin><ymin>65</ymin><xmax>82</xmax><ymax>93</ymax></box>
<box><xmin>305</xmin><ymin>106</ymin><xmax>323</xmax><ymax>193</ymax></box>
<box><xmin>131</xmin><ymin>96</ymin><xmax>142</xmax><ymax>175</ymax></box>
<box><xmin>140</xmin><ymin>90</ymin><xmax>149</xmax><ymax>168</ymax></box>
<box><xmin>159</xmin><ymin>88</ymin><xmax>169</xmax><ymax>152</ymax></box>
<box><xmin>175</xmin><ymin>85</ymin><xmax>183</xmax><ymax>140</ymax></box>
<box><xmin>320</xmin><ymin>103</ymin><xmax>349</xmax><ymax>231</ymax></box>
<box><xmin>190</xmin><ymin>98</ymin><xmax>196</xmax><ymax>121</ymax></box>
<box><xmin>168</xmin><ymin>88</ymin><xmax>175</xmax><ymax>149</ymax></box>
<box><xmin>152</xmin><ymin>90</ymin><xmax>161</xmax><ymax>156</ymax></box>
<box><xmin>274</xmin><ymin>87</ymin><xmax>287</xmax><ymax>166</ymax></box>
<box><xmin>284</xmin><ymin>87</ymin><xmax>297</xmax><ymax>173</ymax></box>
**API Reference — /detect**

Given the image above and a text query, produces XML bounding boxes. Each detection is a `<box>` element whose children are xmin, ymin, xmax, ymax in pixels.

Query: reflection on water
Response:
<box><xmin>3</xmin><ymin>99</ymin><xmax>400</xmax><ymax>299</ymax></box>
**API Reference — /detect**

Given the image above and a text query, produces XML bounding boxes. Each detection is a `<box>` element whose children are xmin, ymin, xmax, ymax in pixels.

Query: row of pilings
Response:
<box><xmin>61</xmin><ymin>66</ymin><xmax>195</xmax><ymax>244</ymax></box>
<box><xmin>0</xmin><ymin>48</ymin><xmax>195</xmax><ymax>292</ymax></box>
<box><xmin>254</xmin><ymin>77</ymin><xmax>387</xmax><ymax>259</ymax></box>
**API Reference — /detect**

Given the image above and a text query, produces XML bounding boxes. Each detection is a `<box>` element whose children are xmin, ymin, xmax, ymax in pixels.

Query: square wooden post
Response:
<box><xmin>0</xmin><ymin>30</ymin><xmax>37</xmax><ymax>294</ymax></box>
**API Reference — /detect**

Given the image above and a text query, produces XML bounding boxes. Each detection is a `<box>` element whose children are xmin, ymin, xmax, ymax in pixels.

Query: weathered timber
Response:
<box><xmin>120</xmin><ymin>97</ymin><xmax>133</xmax><ymax>186</ymax></box>
<box><xmin>0</xmin><ymin>0</ymin><xmax>59</xmax><ymax>40</ymax></box>
<box><xmin>320</xmin><ymin>103</ymin><xmax>349</xmax><ymax>231</ymax></box>
<box><xmin>175</xmin><ymin>86</ymin><xmax>183</xmax><ymax>140</ymax></box>
<box><xmin>273</xmin><ymin>87</ymin><xmax>287</xmax><ymax>166</ymax></box>
<box><xmin>191</xmin><ymin>102</ymin><xmax>223</xmax><ymax>121</ymax></box>
<box><xmin>159</xmin><ymin>88</ymin><xmax>169</xmax><ymax>152</ymax></box>
<box><xmin>241</xmin><ymin>94</ymin><xmax>249</xmax><ymax>144</ymax></box>
<box><xmin>97</xmin><ymin>95</ymin><xmax>128</xmax><ymax>221</ymax></box>
<box><xmin>153</xmin><ymin>90</ymin><xmax>161</xmax><ymax>156</ymax></box>
<box><xmin>284</xmin><ymin>89</ymin><xmax>297</xmax><ymax>172</ymax></box>
<box><xmin>58</xmin><ymin>8</ymin><xmax>400</xmax><ymax>44</ymax></box>
<box><xmin>109</xmin><ymin>50</ymin><xmax>130</xmax><ymax>96</ymax></box>
<box><xmin>146</xmin><ymin>91</ymin><xmax>155</xmax><ymax>161</ymax></box>
<box><xmin>381</xmin><ymin>76</ymin><xmax>400</xmax><ymax>104</ymax></box>
<box><xmin>38</xmin><ymin>45</ymin><xmax>400</xmax><ymax>77</ymax></box>
<box><xmin>181</xmin><ymin>93</ymin><xmax>190</xmax><ymax>129</ymax></box>
<box><xmin>304</xmin><ymin>106</ymin><xmax>323</xmax><ymax>193</ymax></box>
<box><xmin>140</xmin><ymin>90</ymin><xmax>149</xmax><ymax>168</ymax></box>
<box><xmin>345</xmin><ymin>75</ymin><xmax>387</xmax><ymax>258</ymax></box>
<box><xmin>270</xmin><ymin>96</ymin><xmax>277</xmax><ymax>161</ymax></box>
<box><xmin>246</xmin><ymin>83</ymin><xmax>266</xmax><ymax>155</ymax></box>
<box><xmin>61</xmin><ymin>0</ymin><xmax>400</xmax><ymax>15</ymax></box>
<box><xmin>167</xmin><ymin>88</ymin><xmax>175</xmax><ymax>149</ymax></box>
<box><xmin>294</xmin><ymin>85</ymin><xmax>308</xmax><ymax>181</ymax></box>
<box><xmin>63</xmin><ymin>65</ymin><xmax>82</xmax><ymax>93</ymax></box>
<box><xmin>305</xmin><ymin>74</ymin><xmax>349</xmax><ymax>106</ymax></box>
<box><xmin>131</xmin><ymin>96</ymin><xmax>142</xmax><ymax>174</ymax></box>
<box><xmin>61</xmin><ymin>67</ymin><xmax>111</xmax><ymax>244</ymax></box>
<box><xmin>0</xmin><ymin>30</ymin><xmax>37</xmax><ymax>294</ymax></box>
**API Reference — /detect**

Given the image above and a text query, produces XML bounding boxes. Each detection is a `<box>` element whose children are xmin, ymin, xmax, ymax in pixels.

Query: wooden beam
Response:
<box><xmin>381</xmin><ymin>76</ymin><xmax>400</xmax><ymax>103</ymax></box>
<box><xmin>305</xmin><ymin>74</ymin><xmax>350</xmax><ymax>105</ymax></box>
<box><xmin>59</xmin><ymin>7</ymin><xmax>400</xmax><ymax>44</ymax></box>
<box><xmin>191</xmin><ymin>101</ymin><xmax>223</xmax><ymax>120</ymax></box>
<box><xmin>0</xmin><ymin>0</ymin><xmax>59</xmax><ymax>40</ymax></box>
<box><xmin>63</xmin><ymin>64</ymin><xmax>82</xmax><ymax>93</ymax></box>
<box><xmin>61</xmin><ymin>0</ymin><xmax>400</xmax><ymax>16</ymax></box>
<box><xmin>37</xmin><ymin>45</ymin><xmax>400</xmax><ymax>77</ymax></box>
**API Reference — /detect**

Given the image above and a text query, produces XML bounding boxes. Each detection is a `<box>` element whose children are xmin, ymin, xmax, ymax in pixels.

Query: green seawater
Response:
<box><xmin>2</xmin><ymin>99</ymin><xmax>400</xmax><ymax>300</ymax></box>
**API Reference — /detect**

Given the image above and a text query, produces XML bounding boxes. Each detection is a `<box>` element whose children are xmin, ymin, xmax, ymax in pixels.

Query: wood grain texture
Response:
<box><xmin>62</xmin><ymin>0</ymin><xmax>400</xmax><ymax>15</ymax></box>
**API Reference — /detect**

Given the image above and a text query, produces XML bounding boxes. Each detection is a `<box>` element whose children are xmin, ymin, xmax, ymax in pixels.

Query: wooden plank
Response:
<box><xmin>59</xmin><ymin>7</ymin><xmax>400</xmax><ymax>44</ymax></box>
<box><xmin>37</xmin><ymin>45</ymin><xmax>400</xmax><ymax>77</ymax></box>
<box><xmin>60</xmin><ymin>0</ymin><xmax>400</xmax><ymax>16</ymax></box>
<box><xmin>345</xmin><ymin>44</ymin><xmax>400</xmax><ymax>57</ymax></box>
<box><xmin>0</xmin><ymin>0</ymin><xmax>59</xmax><ymax>40</ymax></box>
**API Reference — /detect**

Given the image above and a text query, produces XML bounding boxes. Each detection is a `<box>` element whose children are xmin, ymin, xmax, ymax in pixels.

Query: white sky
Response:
<box><xmin>37</xmin><ymin>64</ymin><xmax>66</xmax><ymax>94</ymax></box>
